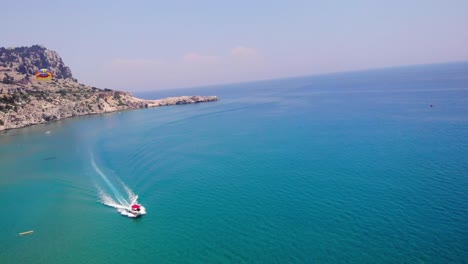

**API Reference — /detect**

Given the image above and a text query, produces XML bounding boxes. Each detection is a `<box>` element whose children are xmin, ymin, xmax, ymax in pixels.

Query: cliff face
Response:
<box><xmin>0</xmin><ymin>45</ymin><xmax>218</xmax><ymax>131</ymax></box>
<box><xmin>0</xmin><ymin>45</ymin><xmax>73</xmax><ymax>80</ymax></box>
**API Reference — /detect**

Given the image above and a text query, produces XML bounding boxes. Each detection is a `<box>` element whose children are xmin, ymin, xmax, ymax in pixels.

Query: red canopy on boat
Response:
<box><xmin>131</xmin><ymin>204</ymin><xmax>140</xmax><ymax>209</ymax></box>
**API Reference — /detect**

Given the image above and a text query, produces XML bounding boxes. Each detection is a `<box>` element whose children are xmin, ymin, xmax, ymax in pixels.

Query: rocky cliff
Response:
<box><xmin>0</xmin><ymin>45</ymin><xmax>73</xmax><ymax>80</ymax></box>
<box><xmin>0</xmin><ymin>45</ymin><xmax>218</xmax><ymax>131</ymax></box>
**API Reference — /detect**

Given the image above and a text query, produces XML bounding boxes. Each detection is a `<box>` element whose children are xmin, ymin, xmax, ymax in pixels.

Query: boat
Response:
<box><xmin>129</xmin><ymin>204</ymin><xmax>146</xmax><ymax>217</ymax></box>
<box><xmin>107</xmin><ymin>194</ymin><xmax>147</xmax><ymax>218</ymax></box>
<box><xmin>119</xmin><ymin>202</ymin><xmax>147</xmax><ymax>218</ymax></box>
<box><xmin>118</xmin><ymin>204</ymin><xmax>146</xmax><ymax>218</ymax></box>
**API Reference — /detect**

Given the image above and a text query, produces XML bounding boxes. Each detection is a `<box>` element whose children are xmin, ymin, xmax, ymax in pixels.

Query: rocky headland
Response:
<box><xmin>0</xmin><ymin>45</ymin><xmax>218</xmax><ymax>131</ymax></box>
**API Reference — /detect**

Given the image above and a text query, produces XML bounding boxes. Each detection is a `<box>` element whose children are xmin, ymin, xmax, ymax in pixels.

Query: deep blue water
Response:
<box><xmin>1</xmin><ymin>62</ymin><xmax>467</xmax><ymax>263</ymax></box>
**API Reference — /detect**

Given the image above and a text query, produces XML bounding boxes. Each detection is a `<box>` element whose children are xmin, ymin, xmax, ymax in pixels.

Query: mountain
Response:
<box><xmin>0</xmin><ymin>45</ymin><xmax>73</xmax><ymax>80</ymax></box>
<box><xmin>0</xmin><ymin>45</ymin><xmax>218</xmax><ymax>131</ymax></box>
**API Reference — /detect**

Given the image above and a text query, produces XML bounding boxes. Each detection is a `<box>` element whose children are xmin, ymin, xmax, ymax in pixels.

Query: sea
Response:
<box><xmin>0</xmin><ymin>62</ymin><xmax>467</xmax><ymax>263</ymax></box>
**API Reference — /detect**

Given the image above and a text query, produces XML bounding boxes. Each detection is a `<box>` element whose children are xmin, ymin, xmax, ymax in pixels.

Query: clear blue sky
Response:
<box><xmin>2</xmin><ymin>0</ymin><xmax>467</xmax><ymax>91</ymax></box>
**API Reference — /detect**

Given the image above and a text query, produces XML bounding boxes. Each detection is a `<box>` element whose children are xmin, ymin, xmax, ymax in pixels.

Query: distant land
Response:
<box><xmin>0</xmin><ymin>45</ymin><xmax>218</xmax><ymax>131</ymax></box>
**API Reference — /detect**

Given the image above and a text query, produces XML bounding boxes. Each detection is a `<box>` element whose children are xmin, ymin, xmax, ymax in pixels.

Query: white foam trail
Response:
<box><xmin>92</xmin><ymin>155</ymin><xmax>146</xmax><ymax>218</ymax></box>
<box><xmin>99</xmin><ymin>188</ymin><xmax>128</xmax><ymax>210</ymax></box>
<box><xmin>91</xmin><ymin>154</ymin><xmax>128</xmax><ymax>206</ymax></box>
<box><xmin>123</xmin><ymin>182</ymin><xmax>138</xmax><ymax>205</ymax></box>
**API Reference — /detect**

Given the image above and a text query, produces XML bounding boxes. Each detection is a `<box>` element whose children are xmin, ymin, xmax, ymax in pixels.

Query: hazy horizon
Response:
<box><xmin>2</xmin><ymin>0</ymin><xmax>467</xmax><ymax>91</ymax></box>
<box><xmin>130</xmin><ymin>60</ymin><xmax>468</xmax><ymax>94</ymax></box>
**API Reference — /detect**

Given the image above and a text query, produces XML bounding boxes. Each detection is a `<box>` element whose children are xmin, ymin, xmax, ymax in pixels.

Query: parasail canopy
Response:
<box><xmin>35</xmin><ymin>68</ymin><xmax>53</xmax><ymax>80</ymax></box>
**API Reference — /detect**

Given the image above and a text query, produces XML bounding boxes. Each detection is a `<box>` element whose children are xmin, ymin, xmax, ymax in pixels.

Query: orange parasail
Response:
<box><xmin>35</xmin><ymin>68</ymin><xmax>53</xmax><ymax>80</ymax></box>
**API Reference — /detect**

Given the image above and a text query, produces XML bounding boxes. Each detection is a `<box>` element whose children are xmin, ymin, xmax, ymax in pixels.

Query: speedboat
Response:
<box><xmin>122</xmin><ymin>203</ymin><xmax>147</xmax><ymax>218</ymax></box>
<box><xmin>106</xmin><ymin>194</ymin><xmax>147</xmax><ymax>218</ymax></box>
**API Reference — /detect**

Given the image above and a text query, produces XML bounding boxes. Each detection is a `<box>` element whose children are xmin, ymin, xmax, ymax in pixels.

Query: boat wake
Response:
<box><xmin>99</xmin><ymin>186</ymin><xmax>147</xmax><ymax>218</ymax></box>
<box><xmin>91</xmin><ymin>154</ymin><xmax>146</xmax><ymax>218</ymax></box>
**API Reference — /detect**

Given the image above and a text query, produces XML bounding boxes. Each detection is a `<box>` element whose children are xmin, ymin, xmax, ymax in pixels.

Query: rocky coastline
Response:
<box><xmin>0</xmin><ymin>45</ymin><xmax>218</xmax><ymax>131</ymax></box>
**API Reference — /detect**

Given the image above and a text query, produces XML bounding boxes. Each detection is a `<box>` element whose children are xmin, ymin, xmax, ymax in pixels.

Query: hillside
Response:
<box><xmin>0</xmin><ymin>45</ymin><xmax>218</xmax><ymax>131</ymax></box>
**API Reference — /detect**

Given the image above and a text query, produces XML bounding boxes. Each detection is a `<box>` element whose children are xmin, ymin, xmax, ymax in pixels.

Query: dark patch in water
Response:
<box><xmin>43</xmin><ymin>156</ymin><xmax>56</xmax><ymax>161</ymax></box>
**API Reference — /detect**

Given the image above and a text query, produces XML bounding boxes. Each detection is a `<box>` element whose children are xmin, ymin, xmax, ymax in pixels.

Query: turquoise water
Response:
<box><xmin>1</xmin><ymin>62</ymin><xmax>468</xmax><ymax>263</ymax></box>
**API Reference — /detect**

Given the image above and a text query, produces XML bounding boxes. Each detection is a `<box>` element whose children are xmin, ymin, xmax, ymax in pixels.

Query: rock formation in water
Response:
<box><xmin>0</xmin><ymin>45</ymin><xmax>218</xmax><ymax>131</ymax></box>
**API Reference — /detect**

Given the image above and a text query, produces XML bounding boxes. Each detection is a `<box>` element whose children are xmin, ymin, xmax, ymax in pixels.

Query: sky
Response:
<box><xmin>1</xmin><ymin>0</ymin><xmax>468</xmax><ymax>91</ymax></box>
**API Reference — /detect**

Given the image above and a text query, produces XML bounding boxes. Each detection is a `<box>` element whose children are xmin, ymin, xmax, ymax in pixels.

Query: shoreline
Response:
<box><xmin>0</xmin><ymin>46</ymin><xmax>219</xmax><ymax>132</ymax></box>
<box><xmin>0</xmin><ymin>95</ymin><xmax>219</xmax><ymax>132</ymax></box>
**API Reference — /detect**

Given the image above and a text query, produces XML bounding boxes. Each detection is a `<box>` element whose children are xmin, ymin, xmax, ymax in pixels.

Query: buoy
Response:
<box><xmin>19</xmin><ymin>230</ymin><xmax>34</xmax><ymax>236</ymax></box>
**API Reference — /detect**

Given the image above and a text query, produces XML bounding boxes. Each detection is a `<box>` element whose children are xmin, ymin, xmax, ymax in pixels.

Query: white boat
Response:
<box><xmin>127</xmin><ymin>204</ymin><xmax>146</xmax><ymax>217</ymax></box>
<box><xmin>118</xmin><ymin>203</ymin><xmax>147</xmax><ymax>218</ymax></box>
<box><xmin>117</xmin><ymin>195</ymin><xmax>147</xmax><ymax>218</ymax></box>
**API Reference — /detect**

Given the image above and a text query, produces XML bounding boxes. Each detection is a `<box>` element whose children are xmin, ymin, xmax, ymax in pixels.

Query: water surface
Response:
<box><xmin>1</xmin><ymin>62</ymin><xmax>467</xmax><ymax>263</ymax></box>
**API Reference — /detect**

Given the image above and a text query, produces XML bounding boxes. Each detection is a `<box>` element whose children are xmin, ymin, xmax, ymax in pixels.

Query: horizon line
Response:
<box><xmin>129</xmin><ymin>59</ymin><xmax>468</xmax><ymax>94</ymax></box>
